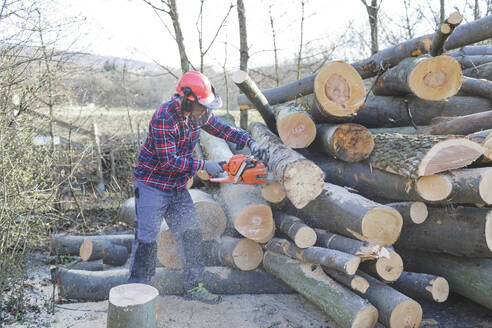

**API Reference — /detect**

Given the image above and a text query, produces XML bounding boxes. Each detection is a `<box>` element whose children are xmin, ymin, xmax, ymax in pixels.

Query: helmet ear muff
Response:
<box><xmin>181</xmin><ymin>87</ymin><xmax>197</xmax><ymax>112</ymax></box>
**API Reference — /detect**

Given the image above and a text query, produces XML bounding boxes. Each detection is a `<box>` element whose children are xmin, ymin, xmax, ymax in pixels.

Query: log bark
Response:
<box><xmin>237</xmin><ymin>15</ymin><xmax>492</xmax><ymax>109</ymax></box>
<box><xmin>66</xmin><ymin>259</ymin><xmax>104</xmax><ymax>271</ymax></box>
<box><xmin>272</xmin><ymin>209</ymin><xmax>317</xmax><ymax>248</ymax></box>
<box><xmin>451</xmin><ymin>55</ymin><xmax>492</xmax><ymax>70</ymax></box>
<box><xmin>263</xmin><ymin>251</ymin><xmax>379</xmax><ymax>328</ymax></box>
<box><xmin>249</xmin><ymin>122</ymin><xmax>324</xmax><ymax>209</ymax></box>
<box><xmin>459</xmin><ymin>76</ymin><xmax>492</xmax><ymax>99</ymax></box>
<box><xmin>469</xmin><ymin>129</ymin><xmax>492</xmax><ymax>161</ymax></box>
<box><xmin>272</xmin><ymin>103</ymin><xmax>316</xmax><ymax>148</ymax></box>
<box><xmin>351</xmin><ymin>95</ymin><xmax>492</xmax><ymax>128</ymax></box>
<box><xmin>463</xmin><ymin>62</ymin><xmax>492</xmax><ymax>80</ymax></box>
<box><xmin>390</xmin><ymin>271</ymin><xmax>449</xmax><ymax>303</ymax></box>
<box><xmin>408</xmin><ymin>111</ymin><xmax>492</xmax><ymax>135</ymax></box>
<box><xmin>399</xmin><ymin>250</ymin><xmax>492</xmax><ymax>310</ymax></box>
<box><xmin>322</xmin><ymin>267</ymin><xmax>370</xmax><ymax>294</ymax></box>
<box><xmin>107</xmin><ymin>283</ymin><xmax>158</xmax><ymax>328</ymax></box>
<box><xmin>79</xmin><ymin>240</ymin><xmax>128</xmax><ymax>266</ymax></box>
<box><xmin>188</xmin><ymin>189</ymin><xmax>227</xmax><ymax>240</ymax></box>
<box><xmin>264</xmin><ymin>237</ymin><xmax>360</xmax><ymax>275</ymax></box>
<box><xmin>200</xmin><ymin>130</ymin><xmax>274</xmax><ymax>242</ymax></box>
<box><xmin>372</xmin><ymin>55</ymin><xmax>462</xmax><ymax>100</ymax></box>
<box><xmin>430</xmin><ymin>12</ymin><xmax>463</xmax><ymax>57</ymax></box>
<box><xmin>395</xmin><ymin>206</ymin><xmax>492</xmax><ymax>258</ymax></box>
<box><xmin>261</xmin><ymin>181</ymin><xmax>286</xmax><ymax>203</ymax></box>
<box><xmin>356</xmin><ymin>271</ymin><xmax>422</xmax><ymax>328</ymax></box>
<box><xmin>446</xmin><ymin>45</ymin><xmax>492</xmax><ymax>57</ymax></box>
<box><xmin>313</xmin><ymin>123</ymin><xmax>374</xmax><ymax>162</ymax></box>
<box><xmin>368</xmin><ymin>133</ymin><xmax>483</xmax><ymax>179</ymax></box>
<box><xmin>50</xmin><ymin>234</ymin><xmax>133</xmax><ymax>256</ymax></box>
<box><xmin>287</xmin><ymin>182</ymin><xmax>402</xmax><ymax>246</ymax></box>
<box><xmin>118</xmin><ymin>197</ymin><xmax>135</xmax><ymax>226</ymax></box>
<box><xmin>386</xmin><ymin>202</ymin><xmax>428</xmax><ymax>224</ymax></box>
<box><xmin>56</xmin><ymin>266</ymin><xmax>293</xmax><ymax>301</ymax></box>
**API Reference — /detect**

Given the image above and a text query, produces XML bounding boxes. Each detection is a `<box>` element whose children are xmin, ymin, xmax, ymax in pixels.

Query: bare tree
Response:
<box><xmin>296</xmin><ymin>0</ymin><xmax>305</xmax><ymax>80</ymax></box>
<box><xmin>360</xmin><ymin>0</ymin><xmax>382</xmax><ymax>55</ymax></box>
<box><xmin>268</xmin><ymin>4</ymin><xmax>280</xmax><ymax>86</ymax></box>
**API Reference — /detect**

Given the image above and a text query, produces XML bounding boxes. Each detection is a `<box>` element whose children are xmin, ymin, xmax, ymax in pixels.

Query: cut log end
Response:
<box><xmin>277</xmin><ymin>112</ymin><xmax>316</xmax><ymax>148</ymax></box>
<box><xmin>351</xmin><ymin>304</ymin><xmax>379</xmax><ymax>328</ymax></box>
<box><xmin>447</xmin><ymin>11</ymin><xmax>463</xmax><ymax>25</ymax></box>
<box><xmin>430</xmin><ymin>277</ymin><xmax>450</xmax><ymax>303</ymax></box>
<box><xmin>234</xmin><ymin>204</ymin><xmax>275</xmax><ymax>243</ymax></box>
<box><xmin>194</xmin><ymin>201</ymin><xmax>227</xmax><ymax>241</ymax></box>
<box><xmin>409</xmin><ymin>56</ymin><xmax>462</xmax><ymax>100</ymax></box>
<box><xmin>79</xmin><ymin>240</ymin><xmax>94</xmax><ymax>262</ymax></box>
<box><xmin>374</xmin><ymin>250</ymin><xmax>404</xmax><ymax>282</ymax></box>
<box><xmin>314</xmin><ymin>61</ymin><xmax>365</xmax><ymax>118</ymax></box>
<box><xmin>233</xmin><ymin>239</ymin><xmax>264</xmax><ymax>271</ymax></box>
<box><xmin>361</xmin><ymin>207</ymin><xmax>403</xmax><ymax>246</ymax></box>
<box><xmin>231</xmin><ymin>70</ymin><xmax>249</xmax><ymax>84</ymax></box>
<box><xmin>109</xmin><ymin>283</ymin><xmax>158</xmax><ymax>307</ymax></box>
<box><xmin>294</xmin><ymin>226</ymin><xmax>317</xmax><ymax>249</ymax></box>
<box><xmin>351</xmin><ymin>276</ymin><xmax>370</xmax><ymax>294</ymax></box>
<box><xmin>330</xmin><ymin>124</ymin><xmax>375</xmax><ymax>162</ymax></box>
<box><xmin>284</xmin><ymin>160</ymin><xmax>324</xmax><ymax>209</ymax></box>
<box><xmin>346</xmin><ymin>257</ymin><xmax>361</xmax><ymax>276</ymax></box>
<box><xmin>486</xmin><ymin>211</ymin><xmax>492</xmax><ymax>253</ymax></box>
<box><xmin>197</xmin><ymin>170</ymin><xmax>210</xmax><ymax>181</ymax></box>
<box><xmin>479</xmin><ymin>169</ymin><xmax>492</xmax><ymax>205</ymax></box>
<box><xmin>157</xmin><ymin>229</ymin><xmax>182</xmax><ymax>269</ymax></box>
<box><xmin>261</xmin><ymin>181</ymin><xmax>286</xmax><ymax>203</ymax></box>
<box><xmin>410</xmin><ymin>202</ymin><xmax>428</xmax><ymax>224</ymax></box>
<box><xmin>186</xmin><ymin>177</ymin><xmax>193</xmax><ymax>189</ymax></box>
<box><xmin>390</xmin><ymin>299</ymin><xmax>423</xmax><ymax>328</ymax></box>
<box><xmin>416</xmin><ymin>174</ymin><xmax>452</xmax><ymax>201</ymax></box>
<box><xmin>418</xmin><ymin>139</ymin><xmax>483</xmax><ymax>176</ymax></box>
<box><xmin>483</xmin><ymin>136</ymin><xmax>492</xmax><ymax>160</ymax></box>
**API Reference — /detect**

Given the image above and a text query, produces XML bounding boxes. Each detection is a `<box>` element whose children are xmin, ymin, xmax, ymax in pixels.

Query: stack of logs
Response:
<box><xmin>51</xmin><ymin>12</ymin><xmax>492</xmax><ymax>328</ymax></box>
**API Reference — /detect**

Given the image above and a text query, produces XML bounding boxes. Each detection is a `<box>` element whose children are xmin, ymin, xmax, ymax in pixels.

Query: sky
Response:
<box><xmin>55</xmin><ymin>0</ymin><xmax>482</xmax><ymax>70</ymax></box>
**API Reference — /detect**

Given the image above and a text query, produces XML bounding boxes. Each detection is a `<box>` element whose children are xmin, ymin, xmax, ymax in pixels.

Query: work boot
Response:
<box><xmin>183</xmin><ymin>283</ymin><xmax>222</xmax><ymax>304</ymax></box>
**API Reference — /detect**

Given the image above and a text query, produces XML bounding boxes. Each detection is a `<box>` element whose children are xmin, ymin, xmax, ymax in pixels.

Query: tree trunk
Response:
<box><xmin>107</xmin><ymin>283</ymin><xmax>158</xmax><ymax>328</ymax></box>
<box><xmin>459</xmin><ymin>76</ymin><xmax>492</xmax><ymax>99</ymax></box>
<box><xmin>50</xmin><ymin>234</ymin><xmax>133</xmax><ymax>256</ymax></box>
<box><xmin>313</xmin><ymin>123</ymin><xmax>374</xmax><ymax>162</ymax></box>
<box><xmin>79</xmin><ymin>240</ymin><xmax>128</xmax><ymax>266</ymax></box>
<box><xmin>287</xmin><ymin>182</ymin><xmax>403</xmax><ymax>246</ymax></box>
<box><xmin>368</xmin><ymin>133</ymin><xmax>483</xmax><ymax>179</ymax></box>
<box><xmin>395</xmin><ymin>206</ymin><xmax>492</xmax><ymax>258</ymax></box>
<box><xmin>249</xmin><ymin>122</ymin><xmax>324</xmax><ymax>209</ymax></box>
<box><xmin>399</xmin><ymin>250</ymin><xmax>492</xmax><ymax>310</ymax></box>
<box><xmin>263</xmin><ymin>252</ymin><xmax>379</xmax><ymax>328</ymax></box>
<box><xmin>430</xmin><ymin>12</ymin><xmax>463</xmax><ymax>56</ymax></box>
<box><xmin>169</xmin><ymin>0</ymin><xmax>189</xmax><ymax>73</ymax></box>
<box><xmin>356</xmin><ymin>271</ymin><xmax>423</xmax><ymax>328</ymax></box>
<box><xmin>188</xmin><ymin>189</ymin><xmax>227</xmax><ymax>240</ymax></box>
<box><xmin>463</xmin><ymin>62</ymin><xmax>492</xmax><ymax>80</ymax></box>
<box><xmin>272</xmin><ymin>209</ymin><xmax>317</xmax><ymax>248</ymax></box>
<box><xmin>272</xmin><ymin>103</ymin><xmax>316</xmax><ymax>148</ymax></box>
<box><xmin>322</xmin><ymin>267</ymin><xmax>370</xmax><ymax>294</ymax></box>
<box><xmin>391</xmin><ymin>271</ymin><xmax>449</xmax><ymax>303</ymax></box>
<box><xmin>264</xmin><ymin>238</ymin><xmax>360</xmax><ymax>275</ymax></box>
<box><xmin>200</xmin><ymin>130</ymin><xmax>274</xmax><ymax>242</ymax></box>
<box><xmin>237</xmin><ymin>0</ymin><xmax>249</xmax><ymax>131</ymax></box>
<box><xmin>352</xmin><ymin>95</ymin><xmax>492</xmax><ymax>128</ymax></box>
<box><xmin>372</xmin><ymin>55</ymin><xmax>462</xmax><ymax>100</ymax></box>
<box><xmin>386</xmin><ymin>202</ymin><xmax>428</xmax><ymax>224</ymax></box>
<box><xmin>261</xmin><ymin>181</ymin><xmax>286</xmax><ymax>203</ymax></box>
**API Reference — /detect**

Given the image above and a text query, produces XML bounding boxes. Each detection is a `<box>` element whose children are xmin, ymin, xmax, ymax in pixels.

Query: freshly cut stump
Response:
<box><xmin>107</xmin><ymin>283</ymin><xmax>158</xmax><ymax>328</ymax></box>
<box><xmin>274</xmin><ymin>103</ymin><xmax>316</xmax><ymax>148</ymax></box>
<box><xmin>273</xmin><ymin>210</ymin><xmax>317</xmax><ymax>248</ymax></box>
<box><xmin>261</xmin><ymin>181</ymin><xmax>286</xmax><ymax>203</ymax></box>
<box><xmin>391</xmin><ymin>271</ymin><xmax>449</xmax><ymax>303</ymax></box>
<box><xmin>188</xmin><ymin>189</ymin><xmax>227</xmax><ymax>240</ymax></box>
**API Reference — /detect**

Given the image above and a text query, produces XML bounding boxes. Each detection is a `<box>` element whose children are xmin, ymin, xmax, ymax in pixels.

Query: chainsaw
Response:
<box><xmin>207</xmin><ymin>154</ymin><xmax>268</xmax><ymax>185</ymax></box>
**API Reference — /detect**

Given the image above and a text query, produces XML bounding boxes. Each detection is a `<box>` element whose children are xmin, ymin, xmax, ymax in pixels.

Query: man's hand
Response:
<box><xmin>248</xmin><ymin>139</ymin><xmax>268</xmax><ymax>162</ymax></box>
<box><xmin>203</xmin><ymin>160</ymin><xmax>225</xmax><ymax>177</ymax></box>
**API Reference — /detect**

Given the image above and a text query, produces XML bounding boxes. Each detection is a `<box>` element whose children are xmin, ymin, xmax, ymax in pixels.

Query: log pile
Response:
<box><xmin>50</xmin><ymin>13</ymin><xmax>491</xmax><ymax>328</ymax></box>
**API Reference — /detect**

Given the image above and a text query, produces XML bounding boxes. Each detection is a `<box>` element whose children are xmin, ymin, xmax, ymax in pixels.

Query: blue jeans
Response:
<box><xmin>128</xmin><ymin>179</ymin><xmax>204</xmax><ymax>290</ymax></box>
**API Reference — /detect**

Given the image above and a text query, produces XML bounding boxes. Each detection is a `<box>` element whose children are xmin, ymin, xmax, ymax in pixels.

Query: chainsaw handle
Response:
<box><xmin>219</xmin><ymin>161</ymin><xmax>227</xmax><ymax>171</ymax></box>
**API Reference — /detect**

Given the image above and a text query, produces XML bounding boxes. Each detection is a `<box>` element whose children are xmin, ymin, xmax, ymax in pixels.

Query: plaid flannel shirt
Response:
<box><xmin>134</xmin><ymin>94</ymin><xmax>250</xmax><ymax>191</ymax></box>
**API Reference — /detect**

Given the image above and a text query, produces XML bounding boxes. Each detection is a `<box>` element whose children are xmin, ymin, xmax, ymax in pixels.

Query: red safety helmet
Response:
<box><xmin>176</xmin><ymin>71</ymin><xmax>222</xmax><ymax>109</ymax></box>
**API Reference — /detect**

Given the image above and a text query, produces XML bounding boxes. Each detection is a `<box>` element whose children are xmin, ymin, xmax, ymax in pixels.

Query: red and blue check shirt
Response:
<box><xmin>134</xmin><ymin>94</ymin><xmax>250</xmax><ymax>191</ymax></box>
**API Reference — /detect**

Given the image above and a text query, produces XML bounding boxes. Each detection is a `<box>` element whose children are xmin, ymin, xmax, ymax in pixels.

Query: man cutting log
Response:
<box><xmin>130</xmin><ymin>71</ymin><xmax>266</xmax><ymax>304</ymax></box>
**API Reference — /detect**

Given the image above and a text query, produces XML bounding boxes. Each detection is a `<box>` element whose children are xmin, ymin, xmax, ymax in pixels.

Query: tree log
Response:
<box><xmin>459</xmin><ymin>76</ymin><xmax>492</xmax><ymax>100</ymax></box>
<box><xmin>359</xmin><ymin>248</ymin><xmax>404</xmax><ymax>282</ymax></box>
<box><xmin>447</xmin><ymin>45</ymin><xmax>492</xmax><ymax>56</ymax></box>
<box><xmin>200</xmin><ymin>130</ymin><xmax>274</xmax><ymax>242</ymax></box>
<box><xmin>79</xmin><ymin>240</ymin><xmax>128</xmax><ymax>266</ymax></box>
<box><xmin>188</xmin><ymin>189</ymin><xmax>227</xmax><ymax>240</ymax></box>
<box><xmin>463</xmin><ymin>62</ymin><xmax>492</xmax><ymax>80</ymax></box>
<box><xmin>386</xmin><ymin>202</ymin><xmax>428</xmax><ymax>224</ymax></box>
<box><xmin>272</xmin><ymin>209</ymin><xmax>317</xmax><ymax>248</ymax></box>
<box><xmin>430</xmin><ymin>12</ymin><xmax>463</xmax><ymax>57</ymax></box>
<box><xmin>351</xmin><ymin>95</ymin><xmax>492</xmax><ymax>128</ymax></box>
<box><xmin>50</xmin><ymin>234</ymin><xmax>133</xmax><ymax>256</ymax></box>
<box><xmin>107</xmin><ymin>283</ymin><xmax>158</xmax><ymax>328</ymax></box>
<box><xmin>451</xmin><ymin>55</ymin><xmax>492</xmax><ymax>69</ymax></box>
<box><xmin>66</xmin><ymin>259</ymin><xmax>104</xmax><ymax>271</ymax></box>
<box><xmin>407</xmin><ymin>111</ymin><xmax>492</xmax><ymax>135</ymax></box>
<box><xmin>261</xmin><ymin>181</ymin><xmax>286</xmax><ymax>203</ymax></box>
<box><xmin>356</xmin><ymin>271</ymin><xmax>422</xmax><ymax>328</ymax></box>
<box><xmin>118</xmin><ymin>197</ymin><xmax>135</xmax><ymax>226</ymax></box>
<box><xmin>264</xmin><ymin>237</ymin><xmax>360</xmax><ymax>275</ymax></box>
<box><xmin>368</xmin><ymin>133</ymin><xmax>483</xmax><ymax>179</ymax></box>
<box><xmin>263</xmin><ymin>251</ymin><xmax>379</xmax><ymax>328</ymax></box>
<box><xmin>249</xmin><ymin>122</ymin><xmax>324</xmax><ymax>209</ymax></box>
<box><xmin>272</xmin><ymin>103</ymin><xmax>316</xmax><ymax>148</ymax></box>
<box><xmin>287</xmin><ymin>182</ymin><xmax>402</xmax><ymax>246</ymax></box>
<box><xmin>469</xmin><ymin>129</ymin><xmax>492</xmax><ymax>161</ymax></box>
<box><xmin>372</xmin><ymin>55</ymin><xmax>462</xmax><ymax>100</ymax></box>
<box><xmin>391</xmin><ymin>271</ymin><xmax>449</xmax><ymax>303</ymax></box>
<box><xmin>399</xmin><ymin>250</ymin><xmax>492</xmax><ymax>310</ymax></box>
<box><xmin>395</xmin><ymin>206</ymin><xmax>492</xmax><ymax>258</ymax></box>
<box><xmin>313</xmin><ymin>123</ymin><xmax>374</xmax><ymax>162</ymax></box>
<box><xmin>322</xmin><ymin>267</ymin><xmax>370</xmax><ymax>294</ymax></box>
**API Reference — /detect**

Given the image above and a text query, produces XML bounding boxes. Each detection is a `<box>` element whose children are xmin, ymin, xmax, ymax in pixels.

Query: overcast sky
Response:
<box><xmin>57</xmin><ymin>0</ymin><xmax>483</xmax><ymax>69</ymax></box>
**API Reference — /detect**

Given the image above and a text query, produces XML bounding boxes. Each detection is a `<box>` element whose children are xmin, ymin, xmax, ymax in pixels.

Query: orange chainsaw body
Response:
<box><xmin>210</xmin><ymin>154</ymin><xmax>267</xmax><ymax>185</ymax></box>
